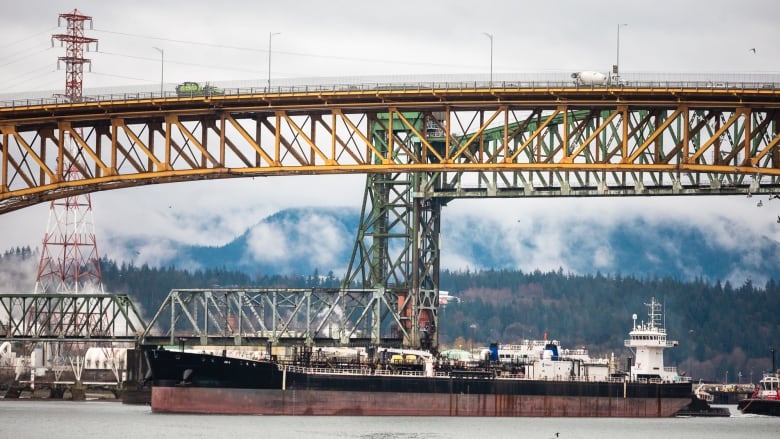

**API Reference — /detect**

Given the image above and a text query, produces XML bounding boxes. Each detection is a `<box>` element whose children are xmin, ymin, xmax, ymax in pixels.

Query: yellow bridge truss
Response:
<box><xmin>2</xmin><ymin>80</ymin><xmax>780</xmax><ymax>214</ymax></box>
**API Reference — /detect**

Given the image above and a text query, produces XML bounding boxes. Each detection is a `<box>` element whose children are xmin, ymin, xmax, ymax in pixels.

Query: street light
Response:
<box><xmin>688</xmin><ymin>329</ymin><xmax>694</xmax><ymax>379</ymax></box>
<box><xmin>267</xmin><ymin>32</ymin><xmax>280</xmax><ymax>92</ymax></box>
<box><xmin>482</xmin><ymin>32</ymin><xmax>493</xmax><ymax>87</ymax></box>
<box><xmin>615</xmin><ymin>23</ymin><xmax>628</xmax><ymax>82</ymax></box>
<box><xmin>153</xmin><ymin>47</ymin><xmax>164</xmax><ymax>97</ymax></box>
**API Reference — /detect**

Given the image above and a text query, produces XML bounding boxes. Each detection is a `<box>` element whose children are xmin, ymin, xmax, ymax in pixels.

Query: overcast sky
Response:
<box><xmin>1</xmin><ymin>0</ymin><xmax>779</xmax><ymax>285</ymax></box>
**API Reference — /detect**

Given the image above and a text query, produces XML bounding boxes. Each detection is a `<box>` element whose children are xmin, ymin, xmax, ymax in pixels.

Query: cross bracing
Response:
<box><xmin>3</xmin><ymin>80</ymin><xmax>780</xmax><ymax>350</ymax></box>
<box><xmin>140</xmin><ymin>288</ymin><xmax>413</xmax><ymax>348</ymax></box>
<box><xmin>2</xmin><ymin>82</ymin><xmax>779</xmax><ymax>214</ymax></box>
<box><xmin>0</xmin><ymin>293</ymin><xmax>145</xmax><ymax>342</ymax></box>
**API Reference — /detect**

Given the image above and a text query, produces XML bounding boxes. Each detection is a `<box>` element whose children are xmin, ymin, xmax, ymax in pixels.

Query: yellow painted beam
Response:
<box><xmin>689</xmin><ymin>110</ymin><xmax>743</xmax><ymax>163</ymax></box>
<box><xmin>1</xmin><ymin>86</ymin><xmax>780</xmax><ymax>213</ymax></box>
<box><xmin>112</xmin><ymin>119</ymin><xmax>163</xmax><ymax>171</ymax></box>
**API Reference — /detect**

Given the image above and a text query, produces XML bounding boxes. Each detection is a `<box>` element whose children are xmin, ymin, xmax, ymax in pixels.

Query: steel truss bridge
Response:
<box><xmin>140</xmin><ymin>288</ymin><xmax>405</xmax><ymax>348</ymax></box>
<box><xmin>2</xmin><ymin>78</ymin><xmax>780</xmax><ymax>349</ymax></box>
<box><xmin>0</xmin><ymin>293</ymin><xmax>145</xmax><ymax>343</ymax></box>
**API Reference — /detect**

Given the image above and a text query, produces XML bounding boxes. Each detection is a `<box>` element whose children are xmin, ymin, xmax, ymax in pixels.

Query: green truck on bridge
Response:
<box><xmin>175</xmin><ymin>81</ymin><xmax>224</xmax><ymax>97</ymax></box>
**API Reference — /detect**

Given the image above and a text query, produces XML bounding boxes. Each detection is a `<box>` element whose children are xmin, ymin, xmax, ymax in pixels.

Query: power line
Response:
<box><xmin>0</xmin><ymin>46</ymin><xmax>53</xmax><ymax>69</ymax></box>
<box><xmin>92</xmin><ymin>28</ymin><xmax>480</xmax><ymax>70</ymax></box>
<box><xmin>0</xmin><ymin>26</ymin><xmax>58</xmax><ymax>50</ymax></box>
<box><xmin>93</xmin><ymin>28</ymin><xmax>260</xmax><ymax>52</ymax></box>
<box><xmin>4</xmin><ymin>66</ymin><xmax>58</xmax><ymax>91</ymax></box>
<box><xmin>89</xmin><ymin>71</ymin><xmax>153</xmax><ymax>84</ymax></box>
<box><xmin>97</xmin><ymin>50</ymin><xmax>261</xmax><ymax>75</ymax></box>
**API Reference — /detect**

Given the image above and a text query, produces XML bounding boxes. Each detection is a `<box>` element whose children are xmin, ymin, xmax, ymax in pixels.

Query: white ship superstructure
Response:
<box><xmin>624</xmin><ymin>297</ymin><xmax>687</xmax><ymax>383</ymax></box>
<box><xmin>478</xmin><ymin>338</ymin><xmax>612</xmax><ymax>380</ymax></box>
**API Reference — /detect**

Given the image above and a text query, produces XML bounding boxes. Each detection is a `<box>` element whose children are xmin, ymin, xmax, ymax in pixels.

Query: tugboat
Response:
<box><xmin>738</xmin><ymin>348</ymin><xmax>780</xmax><ymax>416</ymax></box>
<box><xmin>675</xmin><ymin>382</ymin><xmax>730</xmax><ymax>417</ymax></box>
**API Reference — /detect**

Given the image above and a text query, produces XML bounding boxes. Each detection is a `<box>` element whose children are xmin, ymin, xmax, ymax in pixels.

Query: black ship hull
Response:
<box><xmin>738</xmin><ymin>398</ymin><xmax>780</xmax><ymax>416</ymax></box>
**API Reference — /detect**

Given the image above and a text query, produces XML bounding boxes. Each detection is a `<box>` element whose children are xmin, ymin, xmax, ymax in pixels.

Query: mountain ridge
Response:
<box><xmin>162</xmin><ymin>206</ymin><xmax>778</xmax><ymax>286</ymax></box>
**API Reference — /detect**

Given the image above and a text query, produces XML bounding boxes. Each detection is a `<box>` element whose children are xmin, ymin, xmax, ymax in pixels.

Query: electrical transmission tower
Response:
<box><xmin>35</xmin><ymin>9</ymin><xmax>102</xmax><ymax>294</ymax></box>
<box><xmin>51</xmin><ymin>9</ymin><xmax>98</xmax><ymax>102</ymax></box>
<box><xmin>26</xmin><ymin>11</ymin><xmax>110</xmax><ymax>395</ymax></box>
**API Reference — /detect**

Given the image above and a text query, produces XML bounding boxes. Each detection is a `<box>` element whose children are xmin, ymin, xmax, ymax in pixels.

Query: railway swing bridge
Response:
<box><xmin>2</xmin><ymin>78</ymin><xmax>780</xmax><ymax>367</ymax></box>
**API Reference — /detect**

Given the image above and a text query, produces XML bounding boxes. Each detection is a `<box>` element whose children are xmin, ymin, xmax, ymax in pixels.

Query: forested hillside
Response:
<box><xmin>438</xmin><ymin>269</ymin><xmax>779</xmax><ymax>383</ymax></box>
<box><xmin>1</xmin><ymin>248</ymin><xmax>776</xmax><ymax>383</ymax></box>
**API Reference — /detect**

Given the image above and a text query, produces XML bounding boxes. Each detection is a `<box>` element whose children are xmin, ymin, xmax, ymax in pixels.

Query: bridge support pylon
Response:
<box><xmin>343</xmin><ymin>112</ymin><xmax>446</xmax><ymax>350</ymax></box>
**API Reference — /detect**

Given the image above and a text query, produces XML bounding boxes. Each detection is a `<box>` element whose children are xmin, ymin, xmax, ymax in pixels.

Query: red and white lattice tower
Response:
<box><xmin>35</xmin><ymin>9</ymin><xmax>102</xmax><ymax>295</ymax></box>
<box><xmin>51</xmin><ymin>9</ymin><xmax>98</xmax><ymax>102</ymax></box>
<box><xmin>29</xmin><ymin>12</ymin><xmax>112</xmax><ymax>386</ymax></box>
<box><xmin>33</xmin><ymin>177</ymin><xmax>104</xmax><ymax>294</ymax></box>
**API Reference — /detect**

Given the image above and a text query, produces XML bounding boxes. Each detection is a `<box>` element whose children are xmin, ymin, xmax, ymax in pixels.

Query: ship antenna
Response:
<box><xmin>223</xmin><ymin>291</ymin><xmax>229</xmax><ymax>357</ymax></box>
<box><xmin>645</xmin><ymin>297</ymin><xmax>661</xmax><ymax>330</ymax></box>
<box><xmin>663</xmin><ymin>297</ymin><xmax>666</xmax><ymax>330</ymax></box>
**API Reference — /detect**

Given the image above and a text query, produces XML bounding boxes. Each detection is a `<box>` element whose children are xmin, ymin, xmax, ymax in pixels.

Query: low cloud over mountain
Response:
<box><xmin>103</xmin><ymin>200</ymin><xmax>779</xmax><ymax>287</ymax></box>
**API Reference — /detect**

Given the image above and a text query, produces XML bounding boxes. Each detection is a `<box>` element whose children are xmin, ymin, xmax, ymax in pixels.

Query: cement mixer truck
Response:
<box><xmin>571</xmin><ymin>71</ymin><xmax>608</xmax><ymax>86</ymax></box>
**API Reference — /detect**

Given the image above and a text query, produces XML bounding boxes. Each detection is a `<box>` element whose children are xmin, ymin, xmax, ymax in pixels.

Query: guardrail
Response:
<box><xmin>2</xmin><ymin>80</ymin><xmax>779</xmax><ymax>109</ymax></box>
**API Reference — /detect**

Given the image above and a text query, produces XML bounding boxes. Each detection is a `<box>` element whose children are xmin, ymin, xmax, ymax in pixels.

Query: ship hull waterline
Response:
<box><xmin>151</xmin><ymin>386</ymin><xmax>690</xmax><ymax>417</ymax></box>
<box><xmin>737</xmin><ymin>398</ymin><xmax>780</xmax><ymax>416</ymax></box>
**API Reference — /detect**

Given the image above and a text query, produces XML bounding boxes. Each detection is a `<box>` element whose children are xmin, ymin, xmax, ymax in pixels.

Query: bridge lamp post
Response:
<box><xmin>153</xmin><ymin>46</ymin><xmax>164</xmax><ymax>97</ymax></box>
<box><xmin>615</xmin><ymin>23</ymin><xmax>627</xmax><ymax>82</ymax></box>
<box><xmin>688</xmin><ymin>329</ymin><xmax>694</xmax><ymax>379</ymax></box>
<box><xmin>469</xmin><ymin>323</ymin><xmax>477</xmax><ymax>353</ymax></box>
<box><xmin>268</xmin><ymin>32</ymin><xmax>281</xmax><ymax>92</ymax></box>
<box><xmin>482</xmin><ymin>32</ymin><xmax>493</xmax><ymax>88</ymax></box>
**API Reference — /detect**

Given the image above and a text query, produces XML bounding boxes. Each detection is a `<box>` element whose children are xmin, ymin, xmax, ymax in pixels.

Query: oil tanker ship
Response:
<box><xmin>145</xmin><ymin>298</ymin><xmax>693</xmax><ymax>417</ymax></box>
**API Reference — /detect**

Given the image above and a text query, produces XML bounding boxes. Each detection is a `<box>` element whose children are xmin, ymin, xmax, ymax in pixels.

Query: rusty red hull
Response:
<box><xmin>152</xmin><ymin>386</ymin><xmax>689</xmax><ymax>417</ymax></box>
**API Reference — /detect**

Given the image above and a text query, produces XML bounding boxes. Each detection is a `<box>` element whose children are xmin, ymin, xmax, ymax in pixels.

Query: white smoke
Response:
<box><xmin>0</xmin><ymin>251</ymin><xmax>38</xmax><ymax>294</ymax></box>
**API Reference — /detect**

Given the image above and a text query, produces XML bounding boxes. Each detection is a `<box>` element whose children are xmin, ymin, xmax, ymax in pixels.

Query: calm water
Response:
<box><xmin>1</xmin><ymin>400</ymin><xmax>778</xmax><ymax>439</ymax></box>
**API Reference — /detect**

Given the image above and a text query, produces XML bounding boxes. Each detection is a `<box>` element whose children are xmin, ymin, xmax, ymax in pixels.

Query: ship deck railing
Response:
<box><xmin>281</xmin><ymin>364</ymin><xmax>440</xmax><ymax>378</ymax></box>
<box><xmin>494</xmin><ymin>375</ymin><xmax>629</xmax><ymax>383</ymax></box>
<box><xmin>280</xmin><ymin>364</ymin><xmax>651</xmax><ymax>383</ymax></box>
<box><xmin>633</xmin><ymin>376</ymin><xmax>691</xmax><ymax>384</ymax></box>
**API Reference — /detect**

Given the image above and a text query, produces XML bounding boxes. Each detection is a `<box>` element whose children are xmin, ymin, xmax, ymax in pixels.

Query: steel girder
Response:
<box><xmin>341</xmin><ymin>110</ymin><xmax>444</xmax><ymax>349</ymax></box>
<box><xmin>1</xmin><ymin>86</ymin><xmax>780</xmax><ymax>213</ymax></box>
<box><xmin>139</xmin><ymin>288</ymin><xmax>409</xmax><ymax>347</ymax></box>
<box><xmin>0</xmin><ymin>293</ymin><xmax>145</xmax><ymax>342</ymax></box>
<box><xmin>4</xmin><ymin>84</ymin><xmax>780</xmax><ymax>351</ymax></box>
<box><xmin>341</xmin><ymin>173</ymin><xmax>443</xmax><ymax>350</ymax></box>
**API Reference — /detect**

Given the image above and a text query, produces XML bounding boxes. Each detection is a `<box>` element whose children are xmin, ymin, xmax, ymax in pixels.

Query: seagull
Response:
<box><xmin>749</xmin><ymin>48</ymin><xmax>757</xmax><ymax>54</ymax></box>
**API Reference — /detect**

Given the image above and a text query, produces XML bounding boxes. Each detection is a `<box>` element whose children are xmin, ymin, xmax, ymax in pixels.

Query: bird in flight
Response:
<box><xmin>749</xmin><ymin>48</ymin><xmax>757</xmax><ymax>54</ymax></box>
